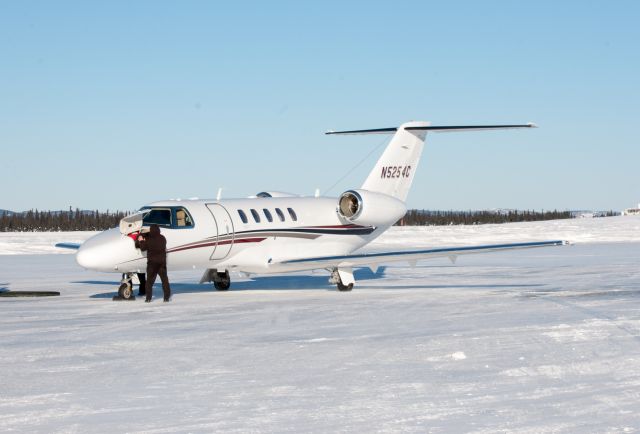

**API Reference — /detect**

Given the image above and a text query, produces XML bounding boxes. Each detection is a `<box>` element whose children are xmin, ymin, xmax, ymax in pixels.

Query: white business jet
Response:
<box><xmin>58</xmin><ymin>121</ymin><xmax>565</xmax><ymax>298</ymax></box>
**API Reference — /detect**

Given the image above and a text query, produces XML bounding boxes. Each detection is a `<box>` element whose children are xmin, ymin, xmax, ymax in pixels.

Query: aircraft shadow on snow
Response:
<box><xmin>69</xmin><ymin>267</ymin><xmax>571</xmax><ymax>299</ymax></box>
<box><xmin>80</xmin><ymin>267</ymin><xmax>389</xmax><ymax>298</ymax></box>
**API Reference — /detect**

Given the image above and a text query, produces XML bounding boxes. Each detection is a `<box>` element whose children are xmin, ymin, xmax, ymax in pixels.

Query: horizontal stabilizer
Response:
<box><xmin>407</xmin><ymin>123</ymin><xmax>537</xmax><ymax>133</ymax></box>
<box><xmin>326</xmin><ymin>123</ymin><xmax>536</xmax><ymax>135</ymax></box>
<box><xmin>326</xmin><ymin>127</ymin><xmax>399</xmax><ymax>135</ymax></box>
<box><xmin>55</xmin><ymin>242</ymin><xmax>81</xmax><ymax>250</ymax></box>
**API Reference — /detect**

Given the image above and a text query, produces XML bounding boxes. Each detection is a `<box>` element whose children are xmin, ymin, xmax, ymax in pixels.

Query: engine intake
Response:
<box><xmin>338</xmin><ymin>191</ymin><xmax>363</xmax><ymax>219</ymax></box>
<box><xmin>337</xmin><ymin>189</ymin><xmax>406</xmax><ymax>227</ymax></box>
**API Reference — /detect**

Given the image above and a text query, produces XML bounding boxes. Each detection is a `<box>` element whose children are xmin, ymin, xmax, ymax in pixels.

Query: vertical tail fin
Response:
<box><xmin>326</xmin><ymin>121</ymin><xmax>536</xmax><ymax>202</ymax></box>
<box><xmin>360</xmin><ymin>121</ymin><xmax>429</xmax><ymax>201</ymax></box>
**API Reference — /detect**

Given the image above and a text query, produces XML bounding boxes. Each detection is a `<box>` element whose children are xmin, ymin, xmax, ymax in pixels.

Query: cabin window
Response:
<box><xmin>287</xmin><ymin>207</ymin><xmax>298</xmax><ymax>222</ymax></box>
<box><xmin>263</xmin><ymin>209</ymin><xmax>273</xmax><ymax>223</ymax></box>
<box><xmin>143</xmin><ymin>208</ymin><xmax>172</xmax><ymax>227</ymax></box>
<box><xmin>174</xmin><ymin>207</ymin><xmax>194</xmax><ymax>227</ymax></box>
<box><xmin>275</xmin><ymin>208</ymin><xmax>285</xmax><ymax>222</ymax></box>
<box><xmin>238</xmin><ymin>209</ymin><xmax>248</xmax><ymax>224</ymax></box>
<box><xmin>250</xmin><ymin>209</ymin><xmax>261</xmax><ymax>223</ymax></box>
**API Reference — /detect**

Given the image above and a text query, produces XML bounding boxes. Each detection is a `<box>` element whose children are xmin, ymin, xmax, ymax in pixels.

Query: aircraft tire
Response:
<box><xmin>213</xmin><ymin>271</ymin><xmax>231</xmax><ymax>291</ymax></box>
<box><xmin>213</xmin><ymin>280</ymin><xmax>230</xmax><ymax>291</ymax></box>
<box><xmin>118</xmin><ymin>282</ymin><xmax>134</xmax><ymax>299</ymax></box>
<box><xmin>337</xmin><ymin>282</ymin><xmax>353</xmax><ymax>292</ymax></box>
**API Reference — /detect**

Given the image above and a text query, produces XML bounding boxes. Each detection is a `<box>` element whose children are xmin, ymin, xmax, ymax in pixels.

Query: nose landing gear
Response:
<box><xmin>114</xmin><ymin>273</ymin><xmax>136</xmax><ymax>301</ymax></box>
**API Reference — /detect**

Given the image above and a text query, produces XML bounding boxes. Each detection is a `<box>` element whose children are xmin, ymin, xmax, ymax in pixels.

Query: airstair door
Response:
<box><xmin>206</xmin><ymin>204</ymin><xmax>235</xmax><ymax>260</ymax></box>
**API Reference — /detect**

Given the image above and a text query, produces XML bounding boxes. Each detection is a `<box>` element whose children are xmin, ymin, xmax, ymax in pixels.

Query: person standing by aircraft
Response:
<box><xmin>136</xmin><ymin>272</ymin><xmax>146</xmax><ymax>297</ymax></box>
<box><xmin>137</xmin><ymin>224</ymin><xmax>171</xmax><ymax>302</ymax></box>
<box><xmin>130</xmin><ymin>228</ymin><xmax>148</xmax><ymax>296</ymax></box>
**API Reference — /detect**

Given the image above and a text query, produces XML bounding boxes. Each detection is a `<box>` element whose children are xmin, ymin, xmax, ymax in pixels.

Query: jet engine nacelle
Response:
<box><xmin>337</xmin><ymin>189</ymin><xmax>406</xmax><ymax>226</ymax></box>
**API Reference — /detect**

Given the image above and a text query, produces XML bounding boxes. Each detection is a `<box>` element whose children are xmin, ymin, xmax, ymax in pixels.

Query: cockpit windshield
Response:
<box><xmin>139</xmin><ymin>207</ymin><xmax>194</xmax><ymax>229</ymax></box>
<box><xmin>143</xmin><ymin>208</ymin><xmax>172</xmax><ymax>226</ymax></box>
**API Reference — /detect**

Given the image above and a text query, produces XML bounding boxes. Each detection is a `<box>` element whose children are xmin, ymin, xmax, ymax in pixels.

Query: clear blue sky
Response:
<box><xmin>1</xmin><ymin>1</ymin><xmax>638</xmax><ymax>212</ymax></box>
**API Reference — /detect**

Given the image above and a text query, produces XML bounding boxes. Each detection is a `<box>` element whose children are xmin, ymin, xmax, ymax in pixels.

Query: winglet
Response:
<box><xmin>55</xmin><ymin>242</ymin><xmax>81</xmax><ymax>250</ymax></box>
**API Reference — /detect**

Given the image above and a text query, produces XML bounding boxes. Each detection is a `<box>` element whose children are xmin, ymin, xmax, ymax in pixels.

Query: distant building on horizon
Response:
<box><xmin>622</xmin><ymin>203</ymin><xmax>640</xmax><ymax>216</ymax></box>
<box><xmin>569</xmin><ymin>210</ymin><xmax>620</xmax><ymax>218</ymax></box>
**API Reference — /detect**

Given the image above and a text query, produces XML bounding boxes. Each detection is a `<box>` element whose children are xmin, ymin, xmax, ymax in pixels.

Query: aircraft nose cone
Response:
<box><xmin>76</xmin><ymin>243</ymin><xmax>105</xmax><ymax>270</ymax></box>
<box><xmin>76</xmin><ymin>228</ymin><xmax>132</xmax><ymax>272</ymax></box>
<box><xmin>76</xmin><ymin>244</ymin><xmax>94</xmax><ymax>269</ymax></box>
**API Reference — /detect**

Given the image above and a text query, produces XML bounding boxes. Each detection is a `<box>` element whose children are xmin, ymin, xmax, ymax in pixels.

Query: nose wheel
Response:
<box><xmin>114</xmin><ymin>273</ymin><xmax>136</xmax><ymax>300</ymax></box>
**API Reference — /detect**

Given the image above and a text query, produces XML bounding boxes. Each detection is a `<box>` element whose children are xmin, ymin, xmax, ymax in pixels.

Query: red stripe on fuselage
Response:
<box><xmin>305</xmin><ymin>224</ymin><xmax>367</xmax><ymax>229</ymax></box>
<box><xmin>168</xmin><ymin>237</ymin><xmax>266</xmax><ymax>253</ymax></box>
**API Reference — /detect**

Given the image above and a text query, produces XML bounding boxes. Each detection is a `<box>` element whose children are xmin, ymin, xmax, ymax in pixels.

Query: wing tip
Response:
<box><xmin>55</xmin><ymin>242</ymin><xmax>81</xmax><ymax>250</ymax></box>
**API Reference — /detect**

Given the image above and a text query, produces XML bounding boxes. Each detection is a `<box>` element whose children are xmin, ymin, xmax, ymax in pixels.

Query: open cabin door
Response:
<box><xmin>119</xmin><ymin>210</ymin><xmax>150</xmax><ymax>235</ymax></box>
<box><xmin>206</xmin><ymin>204</ymin><xmax>235</xmax><ymax>260</ymax></box>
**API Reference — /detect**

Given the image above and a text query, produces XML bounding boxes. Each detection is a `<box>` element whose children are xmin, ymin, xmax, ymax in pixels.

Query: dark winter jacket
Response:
<box><xmin>137</xmin><ymin>224</ymin><xmax>167</xmax><ymax>264</ymax></box>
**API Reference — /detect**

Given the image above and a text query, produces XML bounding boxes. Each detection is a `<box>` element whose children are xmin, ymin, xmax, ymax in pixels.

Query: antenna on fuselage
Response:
<box><xmin>216</xmin><ymin>188</ymin><xmax>222</xmax><ymax>201</ymax></box>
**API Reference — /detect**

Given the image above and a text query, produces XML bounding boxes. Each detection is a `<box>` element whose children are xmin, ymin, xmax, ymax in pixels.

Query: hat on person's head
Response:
<box><xmin>140</xmin><ymin>227</ymin><xmax>151</xmax><ymax>234</ymax></box>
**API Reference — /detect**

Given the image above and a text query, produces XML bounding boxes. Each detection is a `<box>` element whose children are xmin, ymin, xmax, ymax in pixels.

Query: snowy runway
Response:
<box><xmin>2</xmin><ymin>220</ymin><xmax>640</xmax><ymax>432</ymax></box>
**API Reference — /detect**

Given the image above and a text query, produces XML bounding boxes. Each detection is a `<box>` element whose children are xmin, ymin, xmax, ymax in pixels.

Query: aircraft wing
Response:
<box><xmin>277</xmin><ymin>240</ymin><xmax>567</xmax><ymax>272</ymax></box>
<box><xmin>55</xmin><ymin>242</ymin><xmax>81</xmax><ymax>250</ymax></box>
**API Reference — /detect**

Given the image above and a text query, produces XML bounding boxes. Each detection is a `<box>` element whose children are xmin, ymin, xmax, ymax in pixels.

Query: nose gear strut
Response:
<box><xmin>113</xmin><ymin>273</ymin><xmax>136</xmax><ymax>301</ymax></box>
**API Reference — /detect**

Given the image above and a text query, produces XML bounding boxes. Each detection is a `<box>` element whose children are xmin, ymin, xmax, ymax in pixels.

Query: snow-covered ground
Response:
<box><xmin>1</xmin><ymin>217</ymin><xmax>640</xmax><ymax>432</ymax></box>
<box><xmin>0</xmin><ymin>231</ymin><xmax>95</xmax><ymax>255</ymax></box>
<box><xmin>377</xmin><ymin>215</ymin><xmax>640</xmax><ymax>250</ymax></box>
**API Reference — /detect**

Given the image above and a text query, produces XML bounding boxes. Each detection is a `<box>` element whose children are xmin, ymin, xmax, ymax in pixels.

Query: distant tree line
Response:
<box><xmin>0</xmin><ymin>209</ymin><xmax>129</xmax><ymax>232</ymax></box>
<box><xmin>398</xmin><ymin>209</ymin><xmax>575</xmax><ymax>226</ymax></box>
<box><xmin>0</xmin><ymin>208</ymin><xmax>616</xmax><ymax>231</ymax></box>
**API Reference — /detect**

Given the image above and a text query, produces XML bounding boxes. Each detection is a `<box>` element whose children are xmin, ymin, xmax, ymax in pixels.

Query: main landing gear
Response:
<box><xmin>200</xmin><ymin>269</ymin><xmax>232</xmax><ymax>291</ymax></box>
<box><xmin>200</xmin><ymin>268</ymin><xmax>231</xmax><ymax>291</ymax></box>
<box><xmin>329</xmin><ymin>268</ymin><xmax>354</xmax><ymax>292</ymax></box>
<box><xmin>213</xmin><ymin>270</ymin><xmax>231</xmax><ymax>291</ymax></box>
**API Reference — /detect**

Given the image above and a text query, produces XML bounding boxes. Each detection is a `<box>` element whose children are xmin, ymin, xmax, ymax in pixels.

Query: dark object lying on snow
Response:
<box><xmin>0</xmin><ymin>290</ymin><xmax>60</xmax><ymax>297</ymax></box>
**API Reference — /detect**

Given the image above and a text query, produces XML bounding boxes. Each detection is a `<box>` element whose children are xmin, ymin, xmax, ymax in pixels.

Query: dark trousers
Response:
<box><xmin>145</xmin><ymin>262</ymin><xmax>171</xmax><ymax>300</ymax></box>
<box><xmin>137</xmin><ymin>273</ymin><xmax>146</xmax><ymax>296</ymax></box>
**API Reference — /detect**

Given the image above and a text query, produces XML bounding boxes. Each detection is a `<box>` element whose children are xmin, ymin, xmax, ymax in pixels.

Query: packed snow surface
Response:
<box><xmin>1</xmin><ymin>216</ymin><xmax>640</xmax><ymax>432</ymax></box>
<box><xmin>0</xmin><ymin>231</ymin><xmax>94</xmax><ymax>255</ymax></box>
